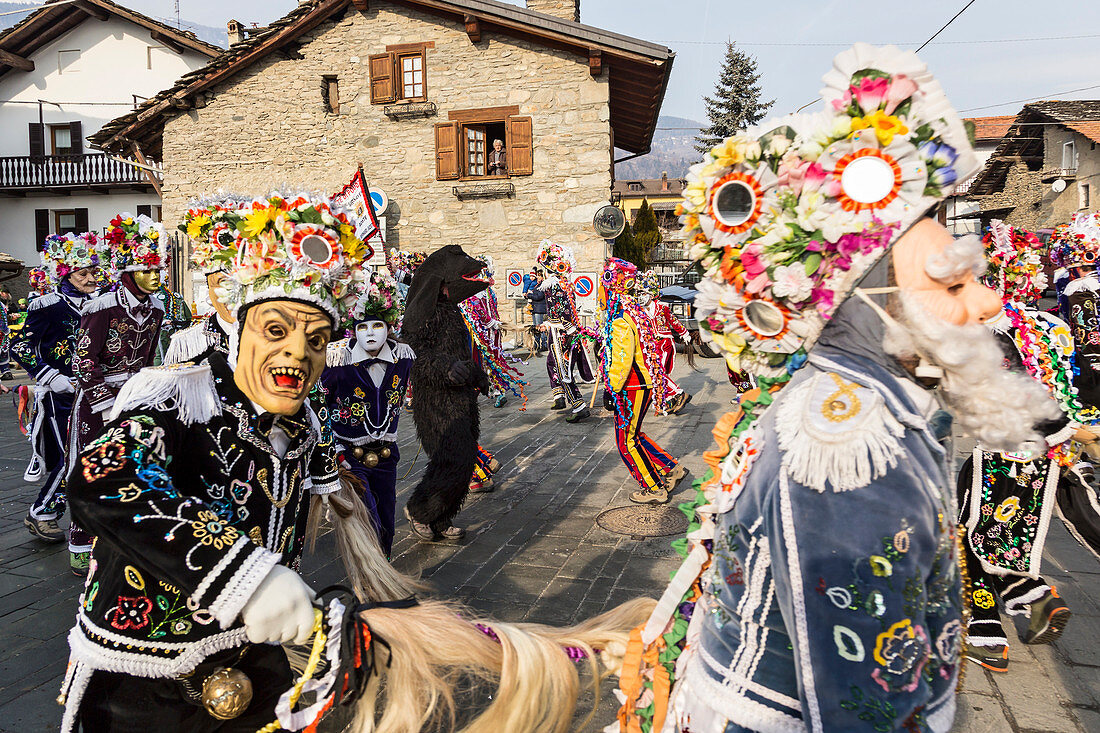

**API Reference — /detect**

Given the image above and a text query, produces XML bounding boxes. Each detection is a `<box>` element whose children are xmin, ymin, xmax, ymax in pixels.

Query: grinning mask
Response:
<box><xmin>234</xmin><ymin>300</ymin><xmax>332</xmax><ymax>416</ymax></box>
<box><xmin>132</xmin><ymin>269</ymin><xmax>162</xmax><ymax>294</ymax></box>
<box><xmin>207</xmin><ymin>271</ymin><xmax>236</xmax><ymax>324</ymax></box>
<box><xmin>353</xmin><ymin>320</ymin><xmax>389</xmax><ymax>360</ymax></box>
<box><xmin>68</xmin><ymin>267</ymin><xmax>99</xmax><ymax>295</ymax></box>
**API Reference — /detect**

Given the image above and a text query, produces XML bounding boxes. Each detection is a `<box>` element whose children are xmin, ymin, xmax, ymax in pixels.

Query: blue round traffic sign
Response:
<box><xmin>574</xmin><ymin>275</ymin><xmax>594</xmax><ymax>297</ymax></box>
<box><xmin>508</xmin><ymin>272</ymin><xmax>523</xmax><ymax>287</ymax></box>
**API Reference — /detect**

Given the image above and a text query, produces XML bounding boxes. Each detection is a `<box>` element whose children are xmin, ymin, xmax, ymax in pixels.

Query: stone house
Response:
<box><xmin>90</xmin><ymin>0</ymin><xmax>674</xmax><ymax>311</ymax></box>
<box><xmin>942</xmin><ymin>115</ymin><xmax>1014</xmax><ymax>235</ymax></box>
<box><xmin>968</xmin><ymin>101</ymin><xmax>1100</xmax><ymax>232</ymax></box>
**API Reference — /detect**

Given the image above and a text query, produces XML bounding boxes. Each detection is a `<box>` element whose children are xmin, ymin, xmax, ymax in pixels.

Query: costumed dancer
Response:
<box><xmin>56</xmin><ymin>192</ymin><xmax>382</xmax><ymax>732</ymax></box>
<box><xmin>152</xmin><ymin>283</ymin><xmax>193</xmax><ymax>365</ymax></box>
<box><xmin>637</xmin><ymin>269</ymin><xmax>693</xmax><ymax>414</ymax></box>
<box><xmin>599</xmin><ymin>257</ymin><xmax>685</xmax><ymax>506</ymax></box>
<box><xmin>317</xmin><ymin>272</ymin><xmax>412</xmax><ymax>555</ymax></box>
<box><xmin>460</xmin><ymin>255</ymin><xmax>526</xmax><ymax>410</ymax></box>
<box><xmin>402</xmin><ymin>245</ymin><xmax>493</xmax><ymax>542</ymax></box>
<box><xmin>536</xmin><ymin>239</ymin><xmax>595</xmax><ymax>422</ymax></box>
<box><xmin>1051</xmin><ymin>214</ymin><xmax>1100</xmax><ymax>412</ymax></box>
<box><xmin>955</xmin><ymin>220</ymin><xmax>1090</xmax><ymax>673</ymax></box>
<box><xmin>66</xmin><ymin>213</ymin><xmax>168</xmax><ymax>576</ymax></box>
<box><xmin>613</xmin><ymin>45</ymin><xmax>1060</xmax><ymax>732</ymax></box>
<box><xmin>165</xmin><ymin>199</ymin><xmax>250</xmax><ymax>364</ymax></box>
<box><xmin>13</xmin><ymin>233</ymin><xmax>106</xmax><ymax>544</ymax></box>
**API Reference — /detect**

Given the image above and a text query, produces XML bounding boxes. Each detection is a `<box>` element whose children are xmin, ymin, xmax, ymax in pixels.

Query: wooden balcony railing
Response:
<box><xmin>0</xmin><ymin>154</ymin><xmax>155</xmax><ymax>190</ymax></box>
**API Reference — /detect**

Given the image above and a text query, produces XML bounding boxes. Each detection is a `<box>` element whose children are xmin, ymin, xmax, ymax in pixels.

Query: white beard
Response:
<box><xmin>883</xmin><ymin>291</ymin><xmax>1061</xmax><ymax>455</ymax></box>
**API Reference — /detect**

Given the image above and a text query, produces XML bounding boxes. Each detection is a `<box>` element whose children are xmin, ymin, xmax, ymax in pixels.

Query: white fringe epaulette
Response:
<box><xmin>107</xmin><ymin>362</ymin><xmax>220</xmax><ymax>425</ymax></box>
<box><xmin>164</xmin><ymin>321</ymin><xmax>216</xmax><ymax>365</ymax></box>
<box><xmin>1063</xmin><ymin>275</ymin><xmax>1100</xmax><ymax>298</ymax></box>
<box><xmin>776</xmin><ymin>371</ymin><xmax>905</xmax><ymax>493</ymax></box>
<box><xmin>326</xmin><ymin>338</ymin><xmax>353</xmax><ymax>367</ymax></box>
<box><xmin>27</xmin><ymin>292</ymin><xmax>60</xmax><ymax>311</ymax></box>
<box><xmin>81</xmin><ymin>290</ymin><xmax>118</xmax><ymax>315</ymax></box>
<box><xmin>392</xmin><ymin>341</ymin><xmax>415</xmax><ymax>360</ymax></box>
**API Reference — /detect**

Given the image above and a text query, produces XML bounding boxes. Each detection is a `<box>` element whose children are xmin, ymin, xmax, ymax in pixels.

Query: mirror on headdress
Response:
<box><xmin>840</xmin><ymin>155</ymin><xmax>896</xmax><ymax>205</ymax></box>
<box><xmin>743</xmin><ymin>299</ymin><xmax>785</xmax><ymax>337</ymax></box>
<box><xmin>299</xmin><ymin>234</ymin><xmax>334</xmax><ymax>265</ymax></box>
<box><xmin>713</xmin><ymin>180</ymin><xmax>756</xmax><ymax>228</ymax></box>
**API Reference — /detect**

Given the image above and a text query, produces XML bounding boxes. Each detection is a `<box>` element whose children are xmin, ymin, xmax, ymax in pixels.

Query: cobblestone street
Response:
<box><xmin>1</xmin><ymin>356</ymin><xmax>1099</xmax><ymax>731</ymax></box>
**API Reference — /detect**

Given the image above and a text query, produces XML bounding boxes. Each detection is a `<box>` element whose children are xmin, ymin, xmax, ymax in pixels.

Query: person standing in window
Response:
<box><xmin>488</xmin><ymin>139</ymin><xmax>507</xmax><ymax>176</ymax></box>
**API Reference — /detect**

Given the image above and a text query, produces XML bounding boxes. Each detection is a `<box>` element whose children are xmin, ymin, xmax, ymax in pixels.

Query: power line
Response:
<box><xmin>958</xmin><ymin>84</ymin><xmax>1100</xmax><ymax>113</ymax></box>
<box><xmin>916</xmin><ymin>0</ymin><xmax>979</xmax><ymax>52</ymax></box>
<box><xmin>662</xmin><ymin>32</ymin><xmax>1100</xmax><ymax>48</ymax></box>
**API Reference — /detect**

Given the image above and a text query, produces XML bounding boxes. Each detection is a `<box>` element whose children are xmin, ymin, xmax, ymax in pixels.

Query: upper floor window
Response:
<box><xmin>369</xmin><ymin>42</ymin><xmax>434</xmax><ymax>104</ymax></box>
<box><xmin>49</xmin><ymin>125</ymin><xmax>73</xmax><ymax>156</ymax></box>
<box><xmin>1081</xmin><ymin>182</ymin><xmax>1092</xmax><ymax>211</ymax></box>
<box><xmin>1063</xmin><ymin>140</ymin><xmax>1078</xmax><ymax>170</ymax></box>
<box><xmin>57</xmin><ymin>49</ymin><xmax>80</xmax><ymax>74</ymax></box>
<box><xmin>434</xmin><ymin>106</ymin><xmax>533</xmax><ymax>181</ymax></box>
<box><xmin>321</xmin><ymin>75</ymin><xmax>340</xmax><ymax>114</ymax></box>
<box><xmin>28</xmin><ymin>121</ymin><xmax>83</xmax><ymax>161</ymax></box>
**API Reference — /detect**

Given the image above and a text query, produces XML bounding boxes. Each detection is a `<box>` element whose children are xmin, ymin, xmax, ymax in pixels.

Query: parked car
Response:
<box><xmin>658</xmin><ymin>283</ymin><xmax>720</xmax><ymax>358</ymax></box>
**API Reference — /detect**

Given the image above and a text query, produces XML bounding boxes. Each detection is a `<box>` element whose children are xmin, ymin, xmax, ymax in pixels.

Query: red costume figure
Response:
<box><xmin>638</xmin><ymin>270</ymin><xmax>692</xmax><ymax>414</ymax></box>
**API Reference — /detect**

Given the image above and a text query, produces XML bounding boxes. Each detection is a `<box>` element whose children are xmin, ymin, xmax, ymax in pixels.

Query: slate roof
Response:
<box><xmin>89</xmin><ymin>0</ymin><xmax>674</xmax><ymax>156</ymax></box>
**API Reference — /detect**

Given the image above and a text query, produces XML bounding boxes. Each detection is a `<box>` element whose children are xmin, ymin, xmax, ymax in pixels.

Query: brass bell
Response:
<box><xmin>363</xmin><ymin>451</ymin><xmax>380</xmax><ymax>468</ymax></box>
<box><xmin>202</xmin><ymin>667</ymin><xmax>253</xmax><ymax>720</ymax></box>
<box><xmin>351</xmin><ymin>446</ymin><xmax>365</xmax><ymax>460</ymax></box>
<box><xmin>380</xmin><ymin>447</ymin><xmax>392</xmax><ymax>460</ymax></box>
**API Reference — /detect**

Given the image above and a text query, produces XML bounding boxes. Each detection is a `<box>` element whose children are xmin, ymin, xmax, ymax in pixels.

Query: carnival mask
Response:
<box><xmin>207</xmin><ymin>271</ymin><xmax>236</xmax><ymax>324</ymax></box>
<box><xmin>132</xmin><ymin>269</ymin><xmax>162</xmax><ymax>294</ymax></box>
<box><xmin>891</xmin><ymin>219</ymin><xmax>1002</xmax><ymax>326</ymax></box>
<box><xmin>234</xmin><ymin>300</ymin><xmax>331</xmax><ymax>416</ymax></box>
<box><xmin>68</xmin><ymin>267</ymin><xmax>99</xmax><ymax>295</ymax></box>
<box><xmin>354</xmin><ymin>320</ymin><xmax>389</xmax><ymax>357</ymax></box>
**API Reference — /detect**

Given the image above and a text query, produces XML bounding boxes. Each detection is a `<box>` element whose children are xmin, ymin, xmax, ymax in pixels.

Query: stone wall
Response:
<box><xmin>524</xmin><ymin>0</ymin><xmax>580</xmax><ymax>22</ymax></box>
<box><xmin>979</xmin><ymin>160</ymin><xmax>1042</xmax><ymax>230</ymax></box>
<box><xmin>160</xmin><ymin>0</ymin><xmax>612</xmax><ymax>316</ymax></box>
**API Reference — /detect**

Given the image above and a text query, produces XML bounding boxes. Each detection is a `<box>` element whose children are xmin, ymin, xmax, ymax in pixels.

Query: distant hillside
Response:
<box><xmin>615</xmin><ymin>115</ymin><xmax>703</xmax><ymax>180</ymax></box>
<box><xmin>0</xmin><ymin>2</ymin><xmax>227</xmax><ymax>47</ymax></box>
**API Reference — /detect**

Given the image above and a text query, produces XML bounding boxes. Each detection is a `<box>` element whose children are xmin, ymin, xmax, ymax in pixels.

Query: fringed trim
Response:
<box><xmin>59</xmin><ymin>659</ymin><xmax>93</xmax><ymax>733</ymax></box>
<box><xmin>208</xmin><ymin>544</ymin><xmax>281</xmax><ymax>629</ymax></box>
<box><xmin>192</xmin><ymin>536</ymin><xmax>250</xmax><ymax>608</ymax></box>
<box><xmin>81</xmin><ymin>291</ymin><xmax>119</xmax><ymax>315</ymax></box>
<box><xmin>776</xmin><ymin>372</ymin><xmax>905</xmax><ymax>493</ymax></box>
<box><xmin>1046</xmin><ymin>423</ymin><xmax>1076</xmax><ymax>447</ymax></box>
<box><xmin>164</xmin><ymin>322</ymin><xmax>216</xmax><ymax>365</ymax></box>
<box><xmin>392</xmin><ymin>341</ymin><xmax>415</xmax><ymax>360</ymax></box>
<box><xmin>68</xmin><ymin>617</ymin><xmax>248</xmax><ymax>678</ymax></box>
<box><xmin>326</xmin><ymin>338</ymin><xmax>353</xmax><ymax>367</ymax></box>
<box><xmin>28</xmin><ymin>292</ymin><xmax>60</xmax><ymax>311</ymax></box>
<box><xmin>1063</xmin><ymin>275</ymin><xmax>1100</xmax><ymax>298</ymax></box>
<box><xmin>107</xmin><ymin>363</ymin><xmax>219</xmax><ymax>425</ymax></box>
<box><xmin>1003</xmin><ymin>583</ymin><xmax>1050</xmax><ymax>615</ymax></box>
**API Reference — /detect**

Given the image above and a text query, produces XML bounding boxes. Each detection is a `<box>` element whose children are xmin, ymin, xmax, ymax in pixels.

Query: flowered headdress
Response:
<box><xmin>349</xmin><ymin>271</ymin><xmax>402</xmax><ymax>325</ymax></box>
<box><xmin>637</xmin><ymin>269</ymin><xmax>662</xmax><ymax>298</ymax></box>
<box><xmin>683</xmin><ymin>43</ymin><xmax>978</xmax><ymax>378</ymax></box>
<box><xmin>215</xmin><ymin>193</ymin><xmax>373</xmax><ymax>322</ymax></box>
<box><xmin>104</xmin><ymin>213</ymin><xmax>170</xmax><ymax>273</ymax></box>
<box><xmin>1049</xmin><ymin>212</ymin><xmax>1100</xmax><ymax>269</ymax></box>
<box><xmin>179</xmin><ymin>196</ymin><xmax>249</xmax><ymax>274</ymax></box>
<box><xmin>599</xmin><ymin>257</ymin><xmax>669</xmax><ymax>420</ymax></box>
<box><xmin>535</xmin><ymin>239</ymin><xmax>575</xmax><ymax>280</ymax></box>
<box><xmin>28</xmin><ymin>267</ymin><xmax>51</xmax><ymax>296</ymax></box>
<box><xmin>982</xmin><ymin>220</ymin><xmax>1047</xmax><ymax>303</ymax></box>
<box><xmin>42</xmin><ymin>232</ymin><xmax>106</xmax><ymax>282</ymax></box>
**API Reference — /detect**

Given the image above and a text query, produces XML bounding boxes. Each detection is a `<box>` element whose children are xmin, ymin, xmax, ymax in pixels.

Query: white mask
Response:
<box><xmin>637</xmin><ymin>293</ymin><xmax>654</xmax><ymax>307</ymax></box>
<box><xmin>353</xmin><ymin>320</ymin><xmax>389</xmax><ymax>360</ymax></box>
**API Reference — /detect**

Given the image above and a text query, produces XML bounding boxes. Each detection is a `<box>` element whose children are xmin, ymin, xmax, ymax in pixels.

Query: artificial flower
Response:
<box><xmin>851</xmin><ymin>110</ymin><xmax>910</xmax><ymax>146</ymax></box>
<box><xmin>770</xmin><ymin>264</ymin><xmax>814</xmax><ymax>303</ymax></box>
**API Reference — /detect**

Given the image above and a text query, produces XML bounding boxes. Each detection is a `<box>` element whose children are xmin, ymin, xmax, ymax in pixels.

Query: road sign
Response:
<box><xmin>369</xmin><ymin>188</ymin><xmax>389</xmax><ymax>215</ymax></box>
<box><xmin>593</xmin><ymin>205</ymin><xmax>626</xmax><ymax>239</ymax></box>
<box><xmin>505</xmin><ymin>268</ymin><xmax>526</xmax><ymax>299</ymax></box>
<box><xmin>573</xmin><ymin>272</ymin><xmax>598</xmax><ymax>315</ymax></box>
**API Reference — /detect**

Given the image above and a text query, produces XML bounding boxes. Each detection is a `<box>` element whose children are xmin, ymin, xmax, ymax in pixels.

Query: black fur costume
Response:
<box><xmin>403</xmin><ymin>245</ymin><xmax>492</xmax><ymax>533</ymax></box>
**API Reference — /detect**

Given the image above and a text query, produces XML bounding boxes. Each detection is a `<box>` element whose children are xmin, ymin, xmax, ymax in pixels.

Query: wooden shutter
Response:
<box><xmin>506</xmin><ymin>115</ymin><xmax>533</xmax><ymax>176</ymax></box>
<box><xmin>34</xmin><ymin>209</ymin><xmax>49</xmax><ymax>250</ymax></box>
<box><xmin>434</xmin><ymin>121</ymin><xmax>460</xmax><ymax>180</ymax></box>
<box><xmin>75</xmin><ymin>208</ymin><xmax>89</xmax><ymax>232</ymax></box>
<box><xmin>69</xmin><ymin>120</ymin><xmax>83</xmax><ymax>157</ymax></box>
<box><xmin>28</xmin><ymin>123</ymin><xmax>44</xmax><ymax>162</ymax></box>
<box><xmin>369</xmin><ymin>53</ymin><xmax>395</xmax><ymax>104</ymax></box>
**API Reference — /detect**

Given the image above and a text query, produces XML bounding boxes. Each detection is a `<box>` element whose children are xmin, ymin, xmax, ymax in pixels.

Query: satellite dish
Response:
<box><xmin>1052</xmin><ymin>179</ymin><xmax>1067</xmax><ymax>193</ymax></box>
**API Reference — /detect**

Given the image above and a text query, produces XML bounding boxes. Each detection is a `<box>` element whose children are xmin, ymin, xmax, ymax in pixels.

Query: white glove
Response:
<box><xmin>488</xmin><ymin>319</ymin><xmax>501</xmax><ymax>331</ymax></box>
<box><xmin>240</xmin><ymin>565</ymin><xmax>316</xmax><ymax>645</ymax></box>
<box><xmin>50</xmin><ymin>375</ymin><xmax>75</xmax><ymax>394</ymax></box>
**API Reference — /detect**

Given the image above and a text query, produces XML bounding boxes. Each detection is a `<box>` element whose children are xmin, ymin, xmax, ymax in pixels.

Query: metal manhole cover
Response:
<box><xmin>596</xmin><ymin>505</ymin><xmax>688</xmax><ymax>538</ymax></box>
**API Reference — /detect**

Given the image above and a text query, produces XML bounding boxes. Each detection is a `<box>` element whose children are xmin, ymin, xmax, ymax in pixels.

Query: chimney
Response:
<box><xmin>227</xmin><ymin>19</ymin><xmax>243</xmax><ymax>46</ymax></box>
<box><xmin>661</xmin><ymin>171</ymin><xmax>669</xmax><ymax>191</ymax></box>
<box><xmin>525</xmin><ymin>0</ymin><xmax>580</xmax><ymax>23</ymax></box>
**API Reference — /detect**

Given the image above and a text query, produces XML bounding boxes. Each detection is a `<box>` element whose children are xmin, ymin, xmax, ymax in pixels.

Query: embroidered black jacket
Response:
<box><xmin>65</xmin><ymin>353</ymin><xmax>340</xmax><ymax>680</ymax></box>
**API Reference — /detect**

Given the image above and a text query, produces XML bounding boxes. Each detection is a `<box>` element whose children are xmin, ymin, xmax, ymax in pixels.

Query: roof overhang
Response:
<box><xmin>89</xmin><ymin>0</ymin><xmax>674</xmax><ymax>157</ymax></box>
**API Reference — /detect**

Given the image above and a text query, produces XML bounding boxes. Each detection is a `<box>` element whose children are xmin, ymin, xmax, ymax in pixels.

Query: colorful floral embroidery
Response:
<box><xmin>190</xmin><ymin>510</ymin><xmax>240</xmax><ymax>550</ymax></box>
<box><xmin>82</xmin><ymin>442</ymin><xmax>128</xmax><ymax>482</ymax></box>
<box><xmin>110</xmin><ymin>596</ymin><xmax>153</xmax><ymax>630</ymax></box>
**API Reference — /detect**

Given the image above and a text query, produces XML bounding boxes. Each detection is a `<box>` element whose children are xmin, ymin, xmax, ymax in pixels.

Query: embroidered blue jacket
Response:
<box><xmin>11</xmin><ymin>288</ymin><xmax>87</xmax><ymax>385</ymax></box>
<box><xmin>672</xmin><ymin>347</ymin><xmax>962</xmax><ymax>733</ymax></box>
<box><xmin>315</xmin><ymin>340</ymin><xmax>414</xmax><ymax>446</ymax></box>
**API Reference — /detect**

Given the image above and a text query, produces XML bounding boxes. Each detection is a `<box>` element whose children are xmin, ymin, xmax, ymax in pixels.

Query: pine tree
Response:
<box><xmin>613</xmin><ymin>219</ymin><xmax>642</xmax><ymax>267</ymax></box>
<box><xmin>632</xmin><ymin>200</ymin><xmax>661</xmax><ymax>265</ymax></box>
<box><xmin>695</xmin><ymin>42</ymin><xmax>774</xmax><ymax>154</ymax></box>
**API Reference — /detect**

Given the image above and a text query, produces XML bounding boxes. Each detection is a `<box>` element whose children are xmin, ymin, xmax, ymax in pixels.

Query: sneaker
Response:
<box><xmin>565</xmin><ymin>406</ymin><xmax>590</xmax><ymax>423</ymax></box>
<box><xmin>630</xmin><ymin>487</ymin><xmax>670</xmax><ymax>505</ymax></box>
<box><xmin>403</xmin><ymin>507</ymin><xmax>437</xmax><ymax>540</ymax></box>
<box><xmin>494</xmin><ymin>395</ymin><xmax>508</xmax><ymax>408</ymax></box>
<box><xmin>0</xmin><ymin>372</ymin><xmax>12</xmax><ymax>381</ymax></box>
<box><xmin>468</xmin><ymin>477</ymin><xmax>495</xmax><ymax>494</ymax></box>
<box><xmin>25</xmin><ymin>515</ymin><xmax>65</xmax><ymax>543</ymax></box>
<box><xmin>964</xmin><ymin>643</ymin><xmax>1008</xmax><ymax>672</ymax></box>
<box><xmin>487</xmin><ymin>457</ymin><xmax>501</xmax><ymax>474</ymax></box>
<box><xmin>1021</xmin><ymin>587</ymin><xmax>1072</xmax><ymax>645</ymax></box>
<box><xmin>551</xmin><ymin>397</ymin><xmax>566</xmax><ymax>410</ymax></box>
<box><xmin>438</xmin><ymin>525</ymin><xmax>466</xmax><ymax>541</ymax></box>
<box><xmin>70</xmin><ymin>551</ymin><xmax>91</xmax><ymax>577</ymax></box>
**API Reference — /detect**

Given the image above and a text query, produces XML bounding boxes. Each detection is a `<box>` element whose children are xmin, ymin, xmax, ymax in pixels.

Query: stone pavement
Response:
<box><xmin>0</xmin><ymin>355</ymin><xmax>1099</xmax><ymax>732</ymax></box>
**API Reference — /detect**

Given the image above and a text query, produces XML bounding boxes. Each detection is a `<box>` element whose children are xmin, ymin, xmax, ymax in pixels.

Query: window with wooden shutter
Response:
<box><xmin>505</xmin><ymin>115</ymin><xmax>533</xmax><ymax>176</ymax></box>
<box><xmin>434</xmin><ymin>122</ymin><xmax>460</xmax><ymax>180</ymax></box>
<box><xmin>369</xmin><ymin>53</ymin><xmax>395</xmax><ymax>104</ymax></box>
<box><xmin>34</xmin><ymin>209</ymin><xmax>49</xmax><ymax>250</ymax></box>
<box><xmin>74</xmin><ymin>208</ymin><xmax>89</xmax><ymax>232</ymax></box>
<box><xmin>28</xmin><ymin>123</ymin><xmax>44</xmax><ymax>163</ymax></box>
<box><xmin>69</xmin><ymin>120</ymin><xmax>83</xmax><ymax>157</ymax></box>
<box><xmin>396</xmin><ymin>49</ymin><xmax>426</xmax><ymax>102</ymax></box>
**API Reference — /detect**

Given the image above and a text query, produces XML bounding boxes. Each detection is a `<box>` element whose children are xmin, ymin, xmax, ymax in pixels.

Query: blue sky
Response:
<box><xmin>37</xmin><ymin>0</ymin><xmax>1100</xmax><ymax>123</ymax></box>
